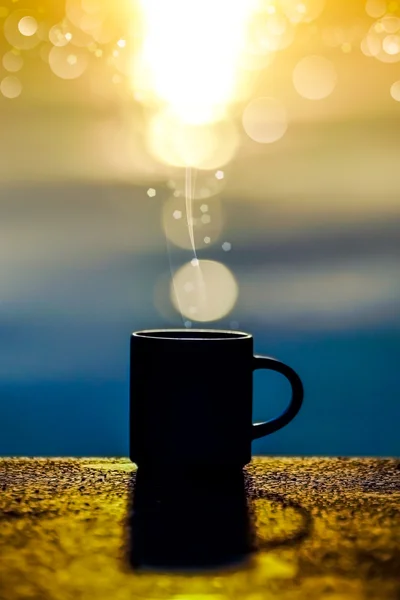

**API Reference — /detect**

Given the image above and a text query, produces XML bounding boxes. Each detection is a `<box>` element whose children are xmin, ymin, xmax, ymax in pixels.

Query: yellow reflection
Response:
<box><xmin>49</xmin><ymin>24</ymin><xmax>71</xmax><ymax>47</ymax></box>
<box><xmin>390</xmin><ymin>80</ymin><xmax>400</xmax><ymax>100</ymax></box>
<box><xmin>66</xmin><ymin>0</ymin><xmax>116</xmax><ymax>44</ymax></box>
<box><xmin>2</xmin><ymin>51</ymin><xmax>23</xmax><ymax>73</ymax></box>
<box><xmin>366</xmin><ymin>0</ymin><xmax>387</xmax><ymax>18</ymax></box>
<box><xmin>242</xmin><ymin>97</ymin><xmax>288</xmax><ymax>144</ymax></box>
<box><xmin>381</xmin><ymin>15</ymin><xmax>400</xmax><ymax>32</ymax></box>
<box><xmin>366</xmin><ymin>18</ymin><xmax>400</xmax><ymax>62</ymax></box>
<box><xmin>18</xmin><ymin>16</ymin><xmax>37</xmax><ymax>37</ymax></box>
<box><xmin>163</xmin><ymin>195</ymin><xmax>223</xmax><ymax>250</ymax></box>
<box><xmin>132</xmin><ymin>0</ymin><xmax>258</xmax><ymax>125</ymax></box>
<box><xmin>4</xmin><ymin>10</ymin><xmax>40</xmax><ymax>49</ymax></box>
<box><xmin>239</xmin><ymin>5</ymin><xmax>294</xmax><ymax>71</ymax></box>
<box><xmin>281</xmin><ymin>0</ymin><xmax>325</xmax><ymax>23</ymax></box>
<box><xmin>171</xmin><ymin>260</ymin><xmax>238</xmax><ymax>322</ymax></box>
<box><xmin>257</xmin><ymin>13</ymin><xmax>295</xmax><ymax>51</ymax></box>
<box><xmin>383</xmin><ymin>34</ymin><xmax>400</xmax><ymax>54</ymax></box>
<box><xmin>292</xmin><ymin>55</ymin><xmax>337</xmax><ymax>100</ymax></box>
<box><xmin>147</xmin><ymin>109</ymin><xmax>239</xmax><ymax>169</ymax></box>
<box><xmin>0</xmin><ymin>75</ymin><xmax>22</xmax><ymax>98</ymax></box>
<box><xmin>49</xmin><ymin>46</ymin><xmax>88</xmax><ymax>79</ymax></box>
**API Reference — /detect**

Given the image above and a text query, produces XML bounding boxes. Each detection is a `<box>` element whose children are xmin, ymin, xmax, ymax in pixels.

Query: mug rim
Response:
<box><xmin>132</xmin><ymin>329</ymin><xmax>252</xmax><ymax>341</ymax></box>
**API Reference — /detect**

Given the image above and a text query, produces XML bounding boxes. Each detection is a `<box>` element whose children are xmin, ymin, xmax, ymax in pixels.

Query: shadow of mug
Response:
<box><xmin>127</xmin><ymin>467</ymin><xmax>254</xmax><ymax>571</ymax></box>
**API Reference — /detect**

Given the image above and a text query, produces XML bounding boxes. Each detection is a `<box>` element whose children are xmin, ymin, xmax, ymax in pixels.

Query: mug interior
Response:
<box><xmin>133</xmin><ymin>329</ymin><xmax>251</xmax><ymax>341</ymax></box>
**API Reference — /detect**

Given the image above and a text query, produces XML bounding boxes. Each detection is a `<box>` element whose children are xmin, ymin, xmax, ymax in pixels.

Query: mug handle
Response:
<box><xmin>252</xmin><ymin>355</ymin><xmax>304</xmax><ymax>440</ymax></box>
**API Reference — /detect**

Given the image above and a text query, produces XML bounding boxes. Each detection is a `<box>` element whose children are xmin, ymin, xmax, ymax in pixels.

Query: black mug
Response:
<box><xmin>130</xmin><ymin>329</ymin><xmax>303</xmax><ymax>470</ymax></box>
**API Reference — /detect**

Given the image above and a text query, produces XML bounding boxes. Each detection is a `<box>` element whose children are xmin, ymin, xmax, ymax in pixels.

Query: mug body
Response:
<box><xmin>130</xmin><ymin>330</ymin><xmax>254</xmax><ymax>469</ymax></box>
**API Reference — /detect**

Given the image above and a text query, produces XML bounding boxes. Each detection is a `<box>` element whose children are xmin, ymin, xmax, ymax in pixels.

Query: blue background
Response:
<box><xmin>1</xmin><ymin>183</ymin><xmax>399</xmax><ymax>457</ymax></box>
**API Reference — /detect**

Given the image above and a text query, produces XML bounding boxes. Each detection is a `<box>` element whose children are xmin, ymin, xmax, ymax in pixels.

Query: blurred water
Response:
<box><xmin>1</xmin><ymin>326</ymin><xmax>399</xmax><ymax>456</ymax></box>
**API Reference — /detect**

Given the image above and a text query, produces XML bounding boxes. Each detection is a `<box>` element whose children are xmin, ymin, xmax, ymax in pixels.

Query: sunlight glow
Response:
<box><xmin>132</xmin><ymin>0</ymin><xmax>258</xmax><ymax>125</ymax></box>
<box><xmin>147</xmin><ymin>110</ymin><xmax>239</xmax><ymax>169</ymax></box>
<box><xmin>171</xmin><ymin>260</ymin><xmax>238</xmax><ymax>322</ymax></box>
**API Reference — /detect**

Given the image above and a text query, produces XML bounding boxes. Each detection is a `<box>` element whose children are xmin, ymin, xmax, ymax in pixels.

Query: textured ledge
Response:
<box><xmin>0</xmin><ymin>457</ymin><xmax>399</xmax><ymax>600</ymax></box>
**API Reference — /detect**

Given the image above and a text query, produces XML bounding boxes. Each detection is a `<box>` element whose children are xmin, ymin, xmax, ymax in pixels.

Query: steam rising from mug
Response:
<box><xmin>130</xmin><ymin>0</ymin><xmax>261</xmax><ymax>324</ymax></box>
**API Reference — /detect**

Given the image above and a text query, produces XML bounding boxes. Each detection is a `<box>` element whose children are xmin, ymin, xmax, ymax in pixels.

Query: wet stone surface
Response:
<box><xmin>0</xmin><ymin>457</ymin><xmax>399</xmax><ymax>600</ymax></box>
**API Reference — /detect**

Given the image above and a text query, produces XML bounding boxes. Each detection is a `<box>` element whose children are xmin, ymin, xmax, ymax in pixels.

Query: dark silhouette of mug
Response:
<box><xmin>130</xmin><ymin>329</ymin><xmax>303</xmax><ymax>469</ymax></box>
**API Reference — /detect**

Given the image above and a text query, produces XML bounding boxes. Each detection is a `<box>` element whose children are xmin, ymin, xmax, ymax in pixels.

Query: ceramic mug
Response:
<box><xmin>130</xmin><ymin>329</ymin><xmax>303</xmax><ymax>469</ymax></box>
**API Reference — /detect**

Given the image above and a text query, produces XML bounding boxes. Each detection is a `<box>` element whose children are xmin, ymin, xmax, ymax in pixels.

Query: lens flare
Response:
<box><xmin>293</xmin><ymin>55</ymin><xmax>337</xmax><ymax>100</ymax></box>
<box><xmin>167</xmin><ymin>171</ymin><xmax>225</xmax><ymax>201</ymax></box>
<box><xmin>49</xmin><ymin>24</ymin><xmax>71</xmax><ymax>47</ymax></box>
<box><xmin>163</xmin><ymin>195</ymin><xmax>223</xmax><ymax>250</ymax></box>
<box><xmin>18</xmin><ymin>16</ymin><xmax>38</xmax><ymax>37</ymax></box>
<box><xmin>49</xmin><ymin>46</ymin><xmax>89</xmax><ymax>79</ymax></box>
<box><xmin>147</xmin><ymin>109</ymin><xmax>239</xmax><ymax>169</ymax></box>
<box><xmin>281</xmin><ymin>0</ymin><xmax>325</xmax><ymax>23</ymax></box>
<box><xmin>2</xmin><ymin>51</ymin><xmax>23</xmax><ymax>73</ymax></box>
<box><xmin>132</xmin><ymin>0</ymin><xmax>259</xmax><ymax>125</ymax></box>
<box><xmin>171</xmin><ymin>260</ymin><xmax>238</xmax><ymax>322</ymax></box>
<box><xmin>390</xmin><ymin>80</ymin><xmax>400</xmax><ymax>100</ymax></box>
<box><xmin>365</xmin><ymin>0</ymin><xmax>387</xmax><ymax>18</ymax></box>
<box><xmin>4</xmin><ymin>10</ymin><xmax>40</xmax><ymax>50</ymax></box>
<box><xmin>0</xmin><ymin>75</ymin><xmax>22</xmax><ymax>98</ymax></box>
<box><xmin>243</xmin><ymin>97</ymin><xmax>288</xmax><ymax>144</ymax></box>
<box><xmin>366</xmin><ymin>18</ymin><xmax>400</xmax><ymax>62</ymax></box>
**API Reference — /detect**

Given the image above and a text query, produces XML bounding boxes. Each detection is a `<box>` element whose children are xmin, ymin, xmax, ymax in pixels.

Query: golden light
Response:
<box><xmin>0</xmin><ymin>75</ymin><xmax>22</xmax><ymax>98</ymax></box>
<box><xmin>18</xmin><ymin>16</ymin><xmax>38</xmax><ymax>37</ymax></box>
<box><xmin>66</xmin><ymin>0</ymin><xmax>116</xmax><ymax>44</ymax></box>
<box><xmin>163</xmin><ymin>195</ymin><xmax>223</xmax><ymax>250</ymax></box>
<box><xmin>361</xmin><ymin>36</ymin><xmax>374</xmax><ymax>55</ymax></box>
<box><xmin>239</xmin><ymin>47</ymin><xmax>274</xmax><ymax>72</ymax></box>
<box><xmin>365</xmin><ymin>0</ymin><xmax>387</xmax><ymax>18</ymax></box>
<box><xmin>381</xmin><ymin>15</ymin><xmax>400</xmax><ymax>32</ymax></box>
<box><xmin>390</xmin><ymin>80</ymin><xmax>400</xmax><ymax>100</ymax></box>
<box><xmin>238</xmin><ymin>5</ymin><xmax>294</xmax><ymax>71</ymax></box>
<box><xmin>2</xmin><ymin>51</ymin><xmax>23</xmax><ymax>73</ymax></box>
<box><xmin>147</xmin><ymin>109</ymin><xmax>239</xmax><ymax>169</ymax></box>
<box><xmin>132</xmin><ymin>0</ymin><xmax>259</xmax><ymax>125</ymax></box>
<box><xmin>170</xmin><ymin>260</ymin><xmax>238</xmax><ymax>322</ymax></box>
<box><xmin>4</xmin><ymin>10</ymin><xmax>40</xmax><ymax>49</ymax></box>
<box><xmin>167</xmin><ymin>171</ymin><xmax>225</xmax><ymax>201</ymax></box>
<box><xmin>49</xmin><ymin>24</ymin><xmax>71</xmax><ymax>47</ymax></box>
<box><xmin>258</xmin><ymin>13</ymin><xmax>295</xmax><ymax>51</ymax></box>
<box><xmin>281</xmin><ymin>0</ymin><xmax>325</xmax><ymax>24</ymax></box>
<box><xmin>49</xmin><ymin>46</ymin><xmax>88</xmax><ymax>79</ymax></box>
<box><xmin>242</xmin><ymin>97</ymin><xmax>288</xmax><ymax>144</ymax></box>
<box><xmin>382</xmin><ymin>34</ymin><xmax>400</xmax><ymax>54</ymax></box>
<box><xmin>292</xmin><ymin>55</ymin><xmax>337</xmax><ymax>100</ymax></box>
<box><xmin>366</xmin><ymin>17</ymin><xmax>400</xmax><ymax>62</ymax></box>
